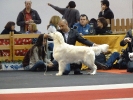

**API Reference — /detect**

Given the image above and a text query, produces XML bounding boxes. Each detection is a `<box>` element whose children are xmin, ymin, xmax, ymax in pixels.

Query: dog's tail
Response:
<box><xmin>91</xmin><ymin>44</ymin><xmax>109</xmax><ymax>55</ymax></box>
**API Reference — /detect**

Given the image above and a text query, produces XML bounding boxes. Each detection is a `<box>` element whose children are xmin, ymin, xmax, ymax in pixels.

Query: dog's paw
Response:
<box><xmin>87</xmin><ymin>71</ymin><xmax>96</xmax><ymax>75</ymax></box>
<box><xmin>90</xmin><ymin>73</ymin><xmax>96</xmax><ymax>75</ymax></box>
<box><xmin>56</xmin><ymin>73</ymin><xmax>62</xmax><ymax>76</ymax></box>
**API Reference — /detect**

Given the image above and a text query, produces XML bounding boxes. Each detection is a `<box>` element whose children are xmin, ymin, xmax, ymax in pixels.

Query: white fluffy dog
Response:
<box><xmin>48</xmin><ymin>32</ymin><xmax>109</xmax><ymax>76</ymax></box>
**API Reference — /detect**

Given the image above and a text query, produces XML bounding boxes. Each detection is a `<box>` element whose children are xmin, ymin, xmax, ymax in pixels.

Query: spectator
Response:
<box><xmin>120</xmin><ymin>29</ymin><xmax>133</xmax><ymax>72</ymax></box>
<box><xmin>1</xmin><ymin>21</ymin><xmax>20</xmax><ymax>34</ymax></box>
<box><xmin>26</xmin><ymin>23</ymin><xmax>41</xmax><ymax>34</ymax></box>
<box><xmin>0</xmin><ymin>21</ymin><xmax>20</xmax><ymax>59</ymax></box>
<box><xmin>95</xmin><ymin>52</ymin><xmax>120</xmax><ymax>70</ymax></box>
<box><xmin>88</xmin><ymin>18</ymin><xmax>97</xmax><ymax>29</ymax></box>
<box><xmin>47</xmin><ymin>15</ymin><xmax>61</xmax><ymax>33</ymax></box>
<box><xmin>26</xmin><ymin>23</ymin><xmax>41</xmax><ymax>44</ymax></box>
<box><xmin>16</xmin><ymin>0</ymin><xmax>41</xmax><ymax>33</ymax></box>
<box><xmin>98</xmin><ymin>0</ymin><xmax>114</xmax><ymax>21</ymax></box>
<box><xmin>47</xmin><ymin>16</ymin><xmax>61</xmax><ymax>60</ymax></box>
<box><xmin>57</xmin><ymin>19</ymin><xmax>97</xmax><ymax>75</ymax></box>
<box><xmin>95</xmin><ymin>17</ymin><xmax>112</xmax><ymax>35</ymax></box>
<box><xmin>24</xmin><ymin>34</ymin><xmax>54</xmax><ymax>71</ymax></box>
<box><xmin>73</xmin><ymin>14</ymin><xmax>90</xmax><ymax>35</ymax></box>
<box><xmin>48</xmin><ymin>1</ymin><xmax>80</xmax><ymax>28</ymax></box>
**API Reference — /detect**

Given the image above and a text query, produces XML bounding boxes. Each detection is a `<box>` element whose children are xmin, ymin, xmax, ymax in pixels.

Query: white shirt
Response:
<box><xmin>47</xmin><ymin>25</ymin><xmax>57</xmax><ymax>33</ymax></box>
<box><xmin>64</xmin><ymin>32</ymin><xmax>69</xmax><ymax>42</ymax></box>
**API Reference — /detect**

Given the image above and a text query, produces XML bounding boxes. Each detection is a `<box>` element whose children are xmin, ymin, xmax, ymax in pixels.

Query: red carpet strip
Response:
<box><xmin>0</xmin><ymin>83</ymin><xmax>133</xmax><ymax>100</ymax></box>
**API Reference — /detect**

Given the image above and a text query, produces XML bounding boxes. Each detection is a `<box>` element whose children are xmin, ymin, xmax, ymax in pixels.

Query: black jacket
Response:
<box><xmin>50</xmin><ymin>4</ymin><xmax>80</xmax><ymax>28</ymax></box>
<box><xmin>95</xmin><ymin>27</ymin><xmax>112</xmax><ymax>35</ymax></box>
<box><xmin>1</xmin><ymin>28</ymin><xmax>21</xmax><ymax>34</ymax></box>
<box><xmin>120</xmin><ymin>29</ymin><xmax>133</xmax><ymax>61</ymax></box>
<box><xmin>58</xmin><ymin>29</ymin><xmax>93</xmax><ymax>46</ymax></box>
<box><xmin>98</xmin><ymin>7</ymin><xmax>114</xmax><ymax>20</ymax></box>
<box><xmin>16</xmin><ymin>8</ymin><xmax>41</xmax><ymax>33</ymax></box>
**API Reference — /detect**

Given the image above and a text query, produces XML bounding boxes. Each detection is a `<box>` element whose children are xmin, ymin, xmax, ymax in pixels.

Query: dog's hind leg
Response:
<box><xmin>56</xmin><ymin>61</ymin><xmax>66</xmax><ymax>76</ymax></box>
<box><xmin>86</xmin><ymin>62</ymin><xmax>97</xmax><ymax>75</ymax></box>
<box><xmin>84</xmin><ymin>60</ymin><xmax>97</xmax><ymax>75</ymax></box>
<box><xmin>84</xmin><ymin>52</ymin><xmax>97</xmax><ymax>75</ymax></box>
<box><xmin>89</xmin><ymin>64</ymin><xmax>97</xmax><ymax>75</ymax></box>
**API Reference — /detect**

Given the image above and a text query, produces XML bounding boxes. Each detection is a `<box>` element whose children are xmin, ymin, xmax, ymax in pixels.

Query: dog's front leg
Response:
<box><xmin>56</xmin><ymin>61</ymin><xmax>66</xmax><ymax>76</ymax></box>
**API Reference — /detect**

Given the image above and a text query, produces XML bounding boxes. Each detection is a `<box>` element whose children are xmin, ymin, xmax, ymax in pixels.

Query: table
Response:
<box><xmin>76</xmin><ymin>35</ymin><xmax>127</xmax><ymax>70</ymax></box>
<box><xmin>76</xmin><ymin>35</ymin><xmax>127</xmax><ymax>53</ymax></box>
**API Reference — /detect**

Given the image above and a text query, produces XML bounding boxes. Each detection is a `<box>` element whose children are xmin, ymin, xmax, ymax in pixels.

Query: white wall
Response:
<box><xmin>0</xmin><ymin>0</ymin><xmax>132</xmax><ymax>33</ymax></box>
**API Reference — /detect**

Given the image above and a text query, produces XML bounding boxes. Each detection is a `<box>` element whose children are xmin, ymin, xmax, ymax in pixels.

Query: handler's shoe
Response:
<box><xmin>74</xmin><ymin>71</ymin><xmax>83</xmax><ymax>75</ymax></box>
<box><xmin>95</xmin><ymin>61</ymin><xmax>109</xmax><ymax>70</ymax></box>
<box><xmin>63</xmin><ymin>71</ymin><xmax>70</xmax><ymax>75</ymax></box>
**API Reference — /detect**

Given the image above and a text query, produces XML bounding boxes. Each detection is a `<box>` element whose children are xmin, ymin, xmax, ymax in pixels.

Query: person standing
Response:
<box><xmin>47</xmin><ymin>16</ymin><xmax>61</xmax><ymax>33</ymax></box>
<box><xmin>98</xmin><ymin>0</ymin><xmax>114</xmax><ymax>21</ymax></box>
<box><xmin>48</xmin><ymin>1</ymin><xmax>80</xmax><ymax>28</ymax></box>
<box><xmin>57</xmin><ymin>19</ymin><xmax>97</xmax><ymax>75</ymax></box>
<box><xmin>16</xmin><ymin>0</ymin><xmax>41</xmax><ymax>33</ymax></box>
<box><xmin>47</xmin><ymin>15</ymin><xmax>61</xmax><ymax>60</ymax></box>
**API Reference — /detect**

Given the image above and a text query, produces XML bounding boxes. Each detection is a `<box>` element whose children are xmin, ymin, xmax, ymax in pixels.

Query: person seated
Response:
<box><xmin>26</xmin><ymin>23</ymin><xmax>41</xmax><ymax>44</ymax></box>
<box><xmin>23</xmin><ymin>34</ymin><xmax>54</xmax><ymax>71</ymax></box>
<box><xmin>1</xmin><ymin>21</ymin><xmax>21</xmax><ymax>34</ymax></box>
<box><xmin>26</xmin><ymin>23</ymin><xmax>41</xmax><ymax>34</ymax></box>
<box><xmin>120</xmin><ymin>29</ymin><xmax>133</xmax><ymax>72</ymax></box>
<box><xmin>95</xmin><ymin>52</ymin><xmax>120</xmax><ymax>70</ymax></box>
<box><xmin>14</xmin><ymin>23</ymin><xmax>41</xmax><ymax>56</ymax></box>
<box><xmin>95</xmin><ymin>17</ymin><xmax>112</xmax><ymax>35</ymax></box>
<box><xmin>0</xmin><ymin>21</ymin><xmax>21</xmax><ymax>57</ymax></box>
<box><xmin>73</xmin><ymin>14</ymin><xmax>90</xmax><ymax>35</ymax></box>
<box><xmin>88</xmin><ymin>18</ymin><xmax>97</xmax><ymax>29</ymax></box>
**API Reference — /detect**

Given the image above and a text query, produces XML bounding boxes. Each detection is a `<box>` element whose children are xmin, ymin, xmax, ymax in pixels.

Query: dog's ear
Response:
<box><xmin>55</xmin><ymin>32</ymin><xmax>64</xmax><ymax>44</ymax></box>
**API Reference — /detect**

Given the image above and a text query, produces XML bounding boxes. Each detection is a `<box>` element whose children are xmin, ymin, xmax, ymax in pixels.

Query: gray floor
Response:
<box><xmin>0</xmin><ymin>70</ymin><xmax>133</xmax><ymax>89</ymax></box>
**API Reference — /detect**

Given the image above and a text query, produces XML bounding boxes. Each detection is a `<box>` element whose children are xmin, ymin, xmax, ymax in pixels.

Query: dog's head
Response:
<box><xmin>48</xmin><ymin>32</ymin><xmax>65</xmax><ymax>44</ymax></box>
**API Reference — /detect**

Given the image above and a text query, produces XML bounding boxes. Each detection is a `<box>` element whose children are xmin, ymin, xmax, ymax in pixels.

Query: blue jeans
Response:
<box><xmin>105</xmin><ymin>52</ymin><xmax>120</xmax><ymax>68</ymax></box>
<box><xmin>52</xmin><ymin>60</ymin><xmax>81</xmax><ymax>74</ymax></box>
<box><xmin>63</xmin><ymin>64</ymin><xmax>71</xmax><ymax>74</ymax></box>
<box><xmin>52</xmin><ymin>60</ymin><xmax>71</xmax><ymax>73</ymax></box>
<box><xmin>30</xmin><ymin>60</ymin><xmax>46</xmax><ymax>71</ymax></box>
<box><xmin>63</xmin><ymin>63</ymin><xmax>82</xmax><ymax>74</ymax></box>
<box><xmin>48</xmin><ymin>43</ymin><xmax>54</xmax><ymax>51</ymax></box>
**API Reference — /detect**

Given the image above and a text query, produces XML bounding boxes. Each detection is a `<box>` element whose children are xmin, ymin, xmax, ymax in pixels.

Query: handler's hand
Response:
<box><xmin>44</xmin><ymin>34</ymin><xmax>49</xmax><ymax>38</ymax></box>
<box><xmin>124</xmin><ymin>37</ymin><xmax>132</xmax><ymax>43</ymax></box>
<box><xmin>48</xmin><ymin>3</ymin><xmax>51</xmax><ymax>6</ymax></box>
<box><xmin>93</xmin><ymin>43</ymin><xmax>98</xmax><ymax>46</ymax></box>
<box><xmin>47</xmin><ymin>63</ymin><xmax>54</xmax><ymax>67</ymax></box>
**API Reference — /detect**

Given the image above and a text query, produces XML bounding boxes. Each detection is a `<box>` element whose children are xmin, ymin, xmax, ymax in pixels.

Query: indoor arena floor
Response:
<box><xmin>0</xmin><ymin>69</ymin><xmax>133</xmax><ymax>100</ymax></box>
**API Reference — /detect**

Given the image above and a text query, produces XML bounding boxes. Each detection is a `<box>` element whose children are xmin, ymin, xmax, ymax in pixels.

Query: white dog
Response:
<box><xmin>48</xmin><ymin>32</ymin><xmax>109</xmax><ymax>76</ymax></box>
